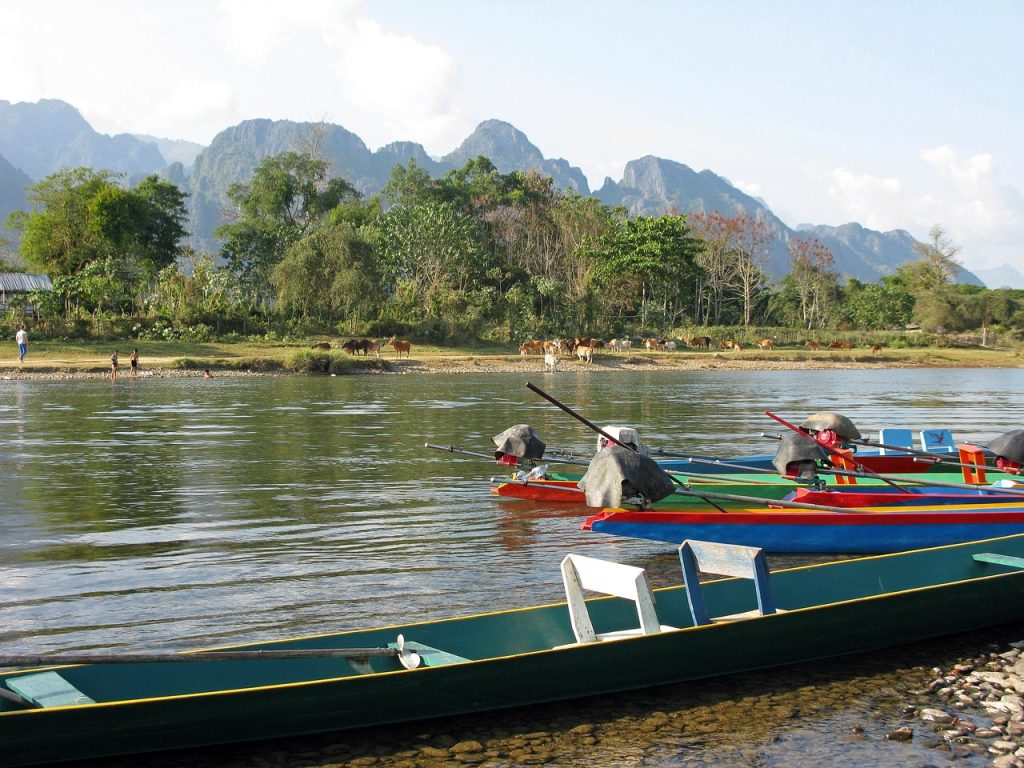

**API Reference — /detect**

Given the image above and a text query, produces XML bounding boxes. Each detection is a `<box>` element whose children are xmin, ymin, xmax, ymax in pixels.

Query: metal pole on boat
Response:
<box><xmin>0</xmin><ymin>647</ymin><xmax>406</xmax><ymax>667</ymax></box>
<box><xmin>760</xmin><ymin>432</ymin><xmax>1003</xmax><ymax>476</ymax></box>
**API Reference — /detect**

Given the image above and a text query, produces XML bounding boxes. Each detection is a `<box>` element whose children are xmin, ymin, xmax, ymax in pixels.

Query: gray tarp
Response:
<box><xmin>577</xmin><ymin>446</ymin><xmax>676</xmax><ymax>508</ymax></box>
<box><xmin>492</xmin><ymin>425</ymin><xmax>546</xmax><ymax>460</ymax></box>
<box><xmin>990</xmin><ymin>430</ymin><xmax>1024</xmax><ymax>464</ymax></box>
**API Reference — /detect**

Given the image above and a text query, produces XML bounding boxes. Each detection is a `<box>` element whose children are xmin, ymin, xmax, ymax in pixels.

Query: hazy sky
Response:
<box><xmin>2</xmin><ymin>0</ymin><xmax>1021</xmax><ymax>272</ymax></box>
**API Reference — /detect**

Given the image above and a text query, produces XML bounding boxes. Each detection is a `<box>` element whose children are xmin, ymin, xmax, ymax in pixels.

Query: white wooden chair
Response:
<box><xmin>678</xmin><ymin>540</ymin><xmax>778</xmax><ymax>626</ymax></box>
<box><xmin>560</xmin><ymin>554</ymin><xmax>674</xmax><ymax>644</ymax></box>
<box><xmin>878</xmin><ymin>428</ymin><xmax>914</xmax><ymax>455</ymax></box>
<box><xmin>920</xmin><ymin>428</ymin><xmax>956</xmax><ymax>454</ymax></box>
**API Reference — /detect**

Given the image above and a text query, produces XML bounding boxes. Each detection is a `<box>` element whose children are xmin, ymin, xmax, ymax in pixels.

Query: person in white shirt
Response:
<box><xmin>15</xmin><ymin>325</ymin><xmax>27</xmax><ymax>363</ymax></box>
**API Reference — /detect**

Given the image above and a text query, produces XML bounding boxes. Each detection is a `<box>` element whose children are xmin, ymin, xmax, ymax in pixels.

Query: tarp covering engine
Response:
<box><xmin>577</xmin><ymin>446</ymin><xmax>676</xmax><ymax>508</ymax></box>
<box><xmin>772</xmin><ymin>432</ymin><xmax>829</xmax><ymax>484</ymax></box>
<box><xmin>492</xmin><ymin>425</ymin><xmax>546</xmax><ymax>461</ymax></box>
<box><xmin>989</xmin><ymin>430</ymin><xmax>1024</xmax><ymax>472</ymax></box>
<box><xmin>798</xmin><ymin>412</ymin><xmax>861</xmax><ymax>445</ymax></box>
<box><xmin>595</xmin><ymin>426</ymin><xmax>649</xmax><ymax>456</ymax></box>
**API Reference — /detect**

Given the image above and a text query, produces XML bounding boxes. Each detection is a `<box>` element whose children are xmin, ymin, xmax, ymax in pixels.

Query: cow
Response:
<box><xmin>311</xmin><ymin>341</ymin><xmax>331</xmax><ymax>350</ymax></box>
<box><xmin>870</xmin><ymin>343</ymin><xmax>883</xmax><ymax>354</ymax></box>
<box><xmin>664</xmin><ymin>340</ymin><xmax>677</xmax><ymax>351</ymax></box>
<box><xmin>689</xmin><ymin>336</ymin><xmax>711</xmax><ymax>349</ymax></box>
<box><xmin>389</xmin><ymin>338</ymin><xmax>412</xmax><ymax>358</ymax></box>
<box><xmin>366</xmin><ymin>338</ymin><xmax>384</xmax><ymax>357</ymax></box>
<box><xmin>576</xmin><ymin>344</ymin><xmax>594</xmax><ymax>364</ymax></box>
<box><xmin>544</xmin><ymin>352</ymin><xmax>560</xmax><ymax>372</ymax></box>
<box><xmin>342</xmin><ymin>338</ymin><xmax>370</xmax><ymax>355</ymax></box>
<box><xmin>720</xmin><ymin>340</ymin><xmax>735</xmax><ymax>350</ymax></box>
<box><xmin>608</xmin><ymin>338</ymin><xmax>623</xmax><ymax>353</ymax></box>
<box><xmin>644</xmin><ymin>338</ymin><xmax>663</xmax><ymax>351</ymax></box>
<box><xmin>805</xmin><ymin>340</ymin><xmax>821</xmax><ymax>351</ymax></box>
<box><xmin>754</xmin><ymin>338</ymin><xmax>775</xmax><ymax>350</ymax></box>
<box><xmin>519</xmin><ymin>340</ymin><xmax>544</xmax><ymax>356</ymax></box>
<box><xmin>561</xmin><ymin>338</ymin><xmax>577</xmax><ymax>355</ymax></box>
<box><xmin>829</xmin><ymin>341</ymin><xmax>853</xmax><ymax>350</ymax></box>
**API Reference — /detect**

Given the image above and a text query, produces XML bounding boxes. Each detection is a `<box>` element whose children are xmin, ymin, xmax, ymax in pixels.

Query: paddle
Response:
<box><xmin>0</xmin><ymin>642</ymin><xmax>423</xmax><ymax>669</ymax></box>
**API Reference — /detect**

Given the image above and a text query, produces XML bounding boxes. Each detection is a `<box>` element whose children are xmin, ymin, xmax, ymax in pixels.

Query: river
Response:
<box><xmin>2</xmin><ymin>367</ymin><xmax>1023</xmax><ymax>766</ymax></box>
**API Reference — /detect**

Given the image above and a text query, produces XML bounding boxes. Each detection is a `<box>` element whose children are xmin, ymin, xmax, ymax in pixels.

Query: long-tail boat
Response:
<box><xmin>4</xmin><ymin>535</ymin><xmax>1024</xmax><ymax>766</ymax></box>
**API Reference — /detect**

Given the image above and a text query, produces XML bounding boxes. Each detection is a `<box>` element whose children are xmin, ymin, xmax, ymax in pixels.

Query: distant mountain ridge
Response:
<box><xmin>0</xmin><ymin>98</ymin><xmax>985</xmax><ymax>285</ymax></box>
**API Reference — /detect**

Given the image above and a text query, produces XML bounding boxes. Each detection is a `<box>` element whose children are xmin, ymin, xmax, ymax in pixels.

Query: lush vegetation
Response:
<box><xmin>4</xmin><ymin>153</ymin><xmax>1023</xmax><ymax>348</ymax></box>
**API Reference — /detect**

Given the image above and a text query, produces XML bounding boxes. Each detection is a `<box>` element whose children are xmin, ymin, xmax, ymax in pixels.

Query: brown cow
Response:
<box><xmin>366</xmin><ymin>338</ymin><xmax>384</xmax><ymax>357</ymax></box>
<box><xmin>576</xmin><ymin>344</ymin><xmax>594</xmax><ymax>364</ymax></box>
<box><xmin>389</xmin><ymin>337</ymin><xmax>412</xmax><ymax>358</ymax></box>
<box><xmin>870</xmin><ymin>343</ymin><xmax>883</xmax><ymax>354</ymax></box>
<box><xmin>829</xmin><ymin>341</ymin><xmax>853</xmax><ymax>350</ymax></box>
<box><xmin>311</xmin><ymin>341</ymin><xmax>331</xmax><ymax>350</ymax></box>
<box><xmin>754</xmin><ymin>338</ymin><xmax>774</xmax><ymax>350</ymax></box>
<box><xmin>804</xmin><ymin>340</ymin><xmax>821</xmax><ymax>351</ymax></box>
<box><xmin>519</xmin><ymin>340</ymin><xmax>544</xmax><ymax>355</ymax></box>
<box><xmin>689</xmin><ymin>336</ymin><xmax>711</xmax><ymax>349</ymax></box>
<box><xmin>720</xmin><ymin>339</ymin><xmax>734</xmax><ymax>350</ymax></box>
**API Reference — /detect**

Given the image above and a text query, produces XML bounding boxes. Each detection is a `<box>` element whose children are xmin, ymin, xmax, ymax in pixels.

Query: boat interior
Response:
<box><xmin>3</xmin><ymin>535</ymin><xmax>1024</xmax><ymax>713</ymax></box>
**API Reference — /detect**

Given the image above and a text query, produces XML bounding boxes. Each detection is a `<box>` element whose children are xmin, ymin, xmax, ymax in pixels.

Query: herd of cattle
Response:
<box><xmin>310</xmin><ymin>337</ymin><xmax>412</xmax><ymax>358</ymax></box>
<box><xmin>311</xmin><ymin>335</ymin><xmax>883</xmax><ymax>366</ymax></box>
<box><xmin>520</xmin><ymin>336</ymin><xmax>884</xmax><ymax>369</ymax></box>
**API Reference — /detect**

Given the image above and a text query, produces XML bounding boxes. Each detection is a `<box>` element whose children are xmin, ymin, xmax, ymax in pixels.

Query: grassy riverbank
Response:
<box><xmin>2</xmin><ymin>338</ymin><xmax>1022</xmax><ymax>379</ymax></box>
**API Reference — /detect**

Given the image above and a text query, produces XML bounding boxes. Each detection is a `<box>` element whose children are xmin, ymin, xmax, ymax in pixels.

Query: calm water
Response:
<box><xmin>2</xmin><ymin>368</ymin><xmax>1024</xmax><ymax>765</ymax></box>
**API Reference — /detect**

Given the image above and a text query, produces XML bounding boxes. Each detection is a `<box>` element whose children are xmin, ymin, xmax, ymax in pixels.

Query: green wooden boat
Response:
<box><xmin>4</xmin><ymin>534</ymin><xmax>1024</xmax><ymax>767</ymax></box>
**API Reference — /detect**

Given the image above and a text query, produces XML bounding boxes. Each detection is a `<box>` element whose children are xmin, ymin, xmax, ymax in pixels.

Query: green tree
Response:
<box><xmin>217</xmin><ymin>152</ymin><xmax>359</xmax><ymax>305</ymax></box>
<box><xmin>9</xmin><ymin>168</ymin><xmax>124</xmax><ymax>275</ymax></box>
<box><xmin>272</xmin><ymin>220</ymin><xmax>382</xmax><ymax>324</ymax></box>
<box><xmin>376</xmin><ymin>200</ymin><xmax>482</xmax><ymax>317</ymax></box>
<box><xmin>841</xmin><ymin>277</ymin><xmax>915</xmax><ymax>330</ymax></box>
<box><xmin>586</xmin><ymin>215</ymin><xmax>700</xmax><ymax>328</ymax></box>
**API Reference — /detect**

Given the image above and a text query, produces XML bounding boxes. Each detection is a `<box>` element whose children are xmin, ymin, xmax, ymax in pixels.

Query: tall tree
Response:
<box><xmin>586</xmin><ymin>215</ymin><xmax>699</xmax><ymax>328</ymax></box>
<box><xmin>272</xmin><ymin>220</ymin><xmax>382</xmax><ymax>324</ymax></box>
<box><xmin>217</xmin><ymin>152</ymin><xmax>359</xmax><ymax>305</ymax></box>
<box><xmin>784</xmin><ymin>236</ymin><xmax>839</xmax><ymax>329</ymax></box>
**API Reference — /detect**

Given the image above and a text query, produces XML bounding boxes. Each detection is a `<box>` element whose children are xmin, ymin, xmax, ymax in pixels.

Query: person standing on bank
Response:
<box><xmin>110</xmin><ymin>349</ymin><xmax>119</xmax><ymax>381</ymax></box>
<box><xmin>130</xmin><ymin>348</ymin><xmax>139</xmax><ymax>376</ymax></box>
<box><xmin>15</xmin><ymin>325</ymin><xmax>27</xmax><ymax>363</ymax></box>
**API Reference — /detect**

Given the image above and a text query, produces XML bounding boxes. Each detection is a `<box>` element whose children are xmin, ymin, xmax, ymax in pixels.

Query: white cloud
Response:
<box><xmin>0</xmin><ymin>0</ymin><xmax>462</xmax><ymax>150</ymax></box>
<box><xmin>826</xmin><ymin>149</ymin><xmax>1024</xmax><ymax>271</ymax></box>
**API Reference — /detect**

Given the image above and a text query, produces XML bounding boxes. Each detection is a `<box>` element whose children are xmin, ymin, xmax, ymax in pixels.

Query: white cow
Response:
<box><xmin>544</xmin><ymin>352</ymin><xmax>561</xmax><ymax>372</ymax></box>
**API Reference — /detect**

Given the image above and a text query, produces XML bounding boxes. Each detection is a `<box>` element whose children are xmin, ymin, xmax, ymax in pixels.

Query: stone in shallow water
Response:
<box><xmin>919</xmin><ymin>708</ymin><xmax>955</xmax><ymax>723</ymax></box>
<box><xmin>885</xmin><ymin>726</ymin><xmax>914</xmax><ymax>741</ymax></box>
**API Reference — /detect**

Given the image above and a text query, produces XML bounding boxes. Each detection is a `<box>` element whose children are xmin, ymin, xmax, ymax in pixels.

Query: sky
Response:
<box><xmin>1</xmin><ymin>0</ymin><xmax>1022</xmax><ymax>274</ymax></box>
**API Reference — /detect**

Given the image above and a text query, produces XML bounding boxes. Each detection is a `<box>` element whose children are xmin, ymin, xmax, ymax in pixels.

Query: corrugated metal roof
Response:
<box><xmin>0</xmin><ymin>273</ymin><xmax>52</xmax><ymax>292</ymax></box>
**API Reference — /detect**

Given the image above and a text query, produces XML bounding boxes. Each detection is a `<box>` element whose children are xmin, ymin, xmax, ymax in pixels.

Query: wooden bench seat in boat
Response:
<box><xmin>559</xmin><ymin>554</ymin><xmax>675</xmax><ymax>645</ymax></box>
<box><xmin>973</xmin><ymin>553</ymin><xmax>1024</xmax><ymax>569</ymax></box>
<box><xmin>679</xmin><ymin>540</ymin><xmax>780</xmax><ymax>626</ymax></box>
<box><xmin>5</xmin><ymin>672</ymin><xmax>94</xmax><ymax>708</ymax></box>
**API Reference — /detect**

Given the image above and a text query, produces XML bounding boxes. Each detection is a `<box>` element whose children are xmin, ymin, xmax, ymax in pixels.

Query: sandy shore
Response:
<box><xmin>2</xmin><ymin>347</ymin><xmax>1020</xmax><ymax>380</ymax></box>
<box><xmin>0</xmin><ymin>354</ymin><xmax>916</xmax><ymax>380</ymax></box>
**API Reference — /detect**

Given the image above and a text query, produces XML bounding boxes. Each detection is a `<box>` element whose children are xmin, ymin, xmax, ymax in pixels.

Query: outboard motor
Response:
<box><xmin>596</xmin><ymin>426</ymin><xmax>649</xmax><ymax>456</ymax></box>
<box><xmin>799</xmin><ymin>412</ymin><xmax>862</xmax><ymax>451</ymax></box>
<box><xmin>772</xmin><ymin>432</ymin><xmax>829</xmax><ymax>486</ymax></box>
<box><xmin>989</xmin><ymin>430</ymin><xmax>1024</xmax><ymax>475</ymax></box>
<box><xmin>492</xmin><ymin>424</ymin><xmax>546</xmax><ymax>466</ymax></box>
<box><xmin>577</xmin><ymin>446</ymin><xmax>676</xmax><ymax>509</ymax></box>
